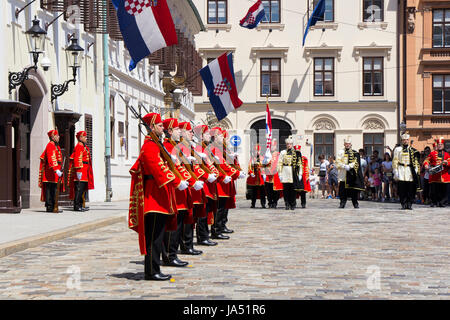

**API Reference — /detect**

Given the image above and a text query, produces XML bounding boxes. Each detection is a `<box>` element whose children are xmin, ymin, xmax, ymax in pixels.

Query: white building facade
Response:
<box><xmin>191</xmin><ymin>0</ymin><xmax>399</xmax><ymax>193</ymax></box>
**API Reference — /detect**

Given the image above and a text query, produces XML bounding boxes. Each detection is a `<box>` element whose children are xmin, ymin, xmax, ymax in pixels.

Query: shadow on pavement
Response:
<box><xmin>109</xmin><ymin>272</ymin><xmax>145</xmax><ymax>281</ymax></box>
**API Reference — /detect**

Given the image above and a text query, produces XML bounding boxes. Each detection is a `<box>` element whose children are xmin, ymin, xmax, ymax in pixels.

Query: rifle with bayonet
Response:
<box><xmin>53</xmin><ymin>156</ymin><xmax>66</xmax><ymax>213</ymax></box>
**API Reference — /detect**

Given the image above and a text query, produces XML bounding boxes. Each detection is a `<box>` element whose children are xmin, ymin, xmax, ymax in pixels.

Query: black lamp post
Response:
<box><xmin>51</xmin><ymin>38</ymin><xmax>84</xmax><ymax>102</ymax></box>
<box><xmin>8</xmin><ymin>16</ymin><xmax>47</xmax><ymax>94</ymax></box>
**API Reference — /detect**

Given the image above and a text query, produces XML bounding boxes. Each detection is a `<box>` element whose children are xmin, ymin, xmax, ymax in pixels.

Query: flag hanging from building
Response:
<box><xmin>239</xmin><ymin>0</ymin><xmax>266</xmax><ymax>29</ymax></box>
<box><xmin>199</xmin><ymin>52</ymin><xmax>243</xmax><ymax>121</ymax></box>
<box><xmin>111</xmin><ymin>0</ymin><xmax>178</xmax><ymax>71</ymax></box>
<box><xmin>302</xmin><ymin>0</ymin><xmax>326</xmax><ymax>46</ymax></box>
<box><xmin>263</xmin><ymin>98</ymin><xmax>273</xmax><ymax>162</ymax></box>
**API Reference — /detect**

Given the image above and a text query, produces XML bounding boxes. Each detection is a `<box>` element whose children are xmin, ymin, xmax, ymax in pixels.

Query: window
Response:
<box><xmin>433</xmin><ymin>9</ymin><xmax>450</xmax><ymax>48</ymax></box>
<box><xmin>125</xmin><ymin>104</ymin><xmax>129</xmax><ymax>160</ymax></box>
<box><xmin>313</xmin><ymin>0</ymin><xmax>334</xmax><ymax>22</ymax></box>
<box><xmin>207</xmin><ymin>0</ymin><xmax>227</xmax><ymax>24</ymax></box>
<box><xmin>363</xmin><ymin>133</ymin><xmax>384</xmax><ymax>158</ymax></box>
<box><xmin>110</xmin><ymin>95</ymin><xmax>115</xmax><ymax>159</ymax></box>
<box><xmin>84</xmin><ymin>114</ymin><xmax>93</xmax><ymax>158</ymax></box>
<box><xmin>261</xmin><ymin>58</ymin><xmax>281</xmax><ymax>97</ymax></box>
<box><xmin>432</xmin><ymin>75</ymin><xmax>450</xmax><ymax>114</ymax></box>
<box><xmin>314</xmin><ymin>133</ymin><xmax>334</xmax><ymax>166</ymax></box>
<box><xmin>262</xmin><ymin>0</ymin><xmax>280</xmax><ymax>23</ymax></box>
<box><xmin>363</xmin><ymin>57</ymin><xmax>383</xmax><ymax>96</ymax></box>
<box><xmin>314</xmin><ymin>58</ymin><xmax>334</xmax><ymax>96</ymax></box>
<box><xmin>363</xmin><ymin>0</ymin><xmax>384</xmax><ymax>22</ymax></box>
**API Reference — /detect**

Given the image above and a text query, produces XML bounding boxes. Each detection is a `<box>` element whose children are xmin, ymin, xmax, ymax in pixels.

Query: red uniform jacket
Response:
<box><xmin>211</xmin><ymin>145</ymin><xmax>240</xmax><ymax>198</ymax></box>
<box><xmin>298</xmin><ymin>156</ymin><xmax>312</xmax><ymax>192</ymax></box>
<box><xmin>424</xmin><ymin>150</ymin><xmax>450</xmax><ymax>183</ymax></box>
<box><xmin>246</xmin><ymin>155</ymin><xmax>265</xmax><ymax>186</ymax></box>
<box><xmin>263</xmin><ymin>151</ymin><xmax>283</xmax><ymax>191</ymax></box>
<box><xmin>38</xmin><ymin>141</ymin><xmax>64</xmax><ymax>201</ymax></box>
<box><xmin>128</xmin><ymin>136</ymin><xmax>181</xmax><ymax>255</ymax></box>
<box><xmin>68</xmin><ymin>142</ymin><xmax>94</xmax><ymax>200</ymax></box>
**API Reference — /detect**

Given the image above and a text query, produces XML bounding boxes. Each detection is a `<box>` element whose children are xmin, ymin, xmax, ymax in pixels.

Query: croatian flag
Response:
<box><xmin>199</xmin><ymin>53</ymin><xmax>243</xmax><ymax>121</ymax></box>
<box><xmin>112</xmin><ymin>0</ymin><xmax>178</xmax><ymax>71</ymax></box>
<box><xmin>240</xmin><ymin>0</ymin><xmax>265</xmax><ymax>29</ymax></box>
<box><xmin>264</xmin><ymin>100</ymin><xmax>273</xmax><ymax>162</ymax></box>
<box><xmin>302</xmin><ymin>0</ymin><xmax>326</xmax><ymax>46</ymax></box>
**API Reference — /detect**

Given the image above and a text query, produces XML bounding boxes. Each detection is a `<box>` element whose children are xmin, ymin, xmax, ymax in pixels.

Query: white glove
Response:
<box><xmin>77</xmin><ymin>172</ymin><xmax>82</xmax><ymax>180</ymax></box>
<box><xmin>238</xmin><ymin>171</ymin><xmax>246</xmax><ymax>179</ymax></box>
<box><xmin>56</xmin><ymin>170</ymin><xmax>63</xmax><ymax>177</ymax></box>
<box><xmin>232</xmin><ymin>153</ymin><xmax>238</xmax><ymax>159</ymax></box>
<box><xmin>223</xmin><ymin>176</ymin><xmax>232</xmax><ymax>184</ymax></box>
<box><xmin>279</xmin><ymin>176</ymin><xmax>284</xmax><ymax>183</ymax></box>
<box><xmin>213</xmin><ymin>155</ymin><xmax>220</xmax><ymax>162</ymax></box>
<box><xmin>262</xmin><ymin>174</ymin><xmax>266</xmax><ymax>182</ymax></box>
<box><xmin>349</xmin><ymin>163</ymin><xmax>355</xmax><ymax>169</ymax></box>
<box><xmin>193</xmin><ymin>180</ymin><xmax>204</xmax><ymax>191</ymax></box>
<box><xmin>177</xmin><ymin>180</ymin><xmax>189</xmax><ymax>191</ymax></box>
<box><xmin>198</xmin><ymin>152</ymin><xmax>207</xmax><ymax>159</ymax></box>
<box><xmin>250</xmin><ymin>173</ymin><xmax>255</xmax><ymax>178</ymax></box>
<box><xmin>344</xmin><ymin>165</ymin><xmax>350</xmax><ymax>171</ymax></box>
<box><xmin>187</xmin><ymin>156</ymin><xmax>197</xmax><ymax>163</ymax></box>
<box><xmin>171</xmin><ymin>154</ymin><xmax>177</xmax><ymax>162</ymax></box>
<box><xmin>207</xmin><ymin>173</ymin><xmax>217</xmax><ymax>183</ymax></box>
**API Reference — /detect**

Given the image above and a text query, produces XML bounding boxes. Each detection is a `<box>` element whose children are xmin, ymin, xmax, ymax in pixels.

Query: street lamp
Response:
<box><xmin>8</xmin><ymin>16</ymin><xmax>47</xmax><ymax>94</ymax></box>
<box><xmin>51</xmin><ymin>38</ymin><xmax>84</xmax><ymax>102</ymax></box>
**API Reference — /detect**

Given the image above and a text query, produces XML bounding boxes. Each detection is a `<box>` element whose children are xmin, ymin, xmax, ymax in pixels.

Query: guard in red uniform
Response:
<box><xmin>193</xmin><ymin>125</ymin><xmax>220</xmax><ymax>246</ymax></box>
<box><xmin>68</xmin><ymin>131</ymin><xmax>94</xmax><ymax>212</ymax></box>
<box><xmin>128</xmin><ymin>113</ymin><xmax>188</xmax><ymax>281</ymax></box>
<box><xmin>247</xmin><ymin>144</ymin><xmax>266</xmax><ymax>208</ymax></box>
<box><xmin>38</xmin><ymin>130</ymin><xmax>64</xmax><ymax>213</ymax></box>
<box><xmin>424</xmin><ymin>137</ymin><xmax>450</xmax><ymax>207</ymax></box>
<box><xmin>294</xmin><ymin>145</ymin><xmax>312</xmax><ymax>208</ymax></box>
<box><xmin>263</xmin><ymin>138</ymin><xmax>282</xmax><ymax>208</ymax></box>
<box><xmin>209</xmin><ymin>127</ymin><xmax>241</xmax><ymax>240</ymax></box>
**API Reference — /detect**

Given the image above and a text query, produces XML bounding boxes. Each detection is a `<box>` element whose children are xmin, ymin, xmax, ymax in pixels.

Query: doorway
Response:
<box><xmin>250</xmin><ymin>119</ymin><xmax>292</xmax><ymax>153</ymax></box>
<box><xmin>18</xmin><ymin>85</ymin><xmax>31</xmax><ymax>208</ymax></box>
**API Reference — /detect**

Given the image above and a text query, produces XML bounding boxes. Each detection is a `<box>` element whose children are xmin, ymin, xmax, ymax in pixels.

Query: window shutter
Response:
<box><xmin>84</xmin><ymin>114</ymin><xmax>93</xmax><ymax>158</ymax></box>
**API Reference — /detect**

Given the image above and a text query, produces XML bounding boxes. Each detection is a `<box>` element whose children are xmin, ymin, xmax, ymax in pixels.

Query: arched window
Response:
<box><xmin>250</xmin><ymin>119</ymin><xmax>292</xmax><ymax>153</ymax></box>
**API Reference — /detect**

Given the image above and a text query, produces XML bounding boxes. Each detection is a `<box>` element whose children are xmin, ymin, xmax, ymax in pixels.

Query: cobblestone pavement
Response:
<box><xmin>0</xmin><ymin>199</ymin><xmax>449</xmax><ymax>300</ymax></box>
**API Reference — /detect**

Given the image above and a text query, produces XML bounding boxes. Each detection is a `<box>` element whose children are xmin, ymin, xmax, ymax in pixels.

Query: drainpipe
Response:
<box><xmin>402</xmin><ymin>0</ymin><xmax>407</xmax><ymax>140</ymax></box>
<box><xmin>104</xmin><ymin>0</ymin><xmax>112</xmax><ymax>202</ymax></box>
<box><xmin>396</xmin><ymin>0</ymin><xmax>401</xmax><ymax>144</ymax></box>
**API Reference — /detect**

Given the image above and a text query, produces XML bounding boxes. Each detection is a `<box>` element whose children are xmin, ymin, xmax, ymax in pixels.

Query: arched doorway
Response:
<box><xmin>250</xmin><ymin>119</ymin><xmax>292</xmax><ymax>153</ymax></box>
<box><xmin>18</xmin><ymin>85</ymin><xmax>32</xmax><ymax>208</ymax></box>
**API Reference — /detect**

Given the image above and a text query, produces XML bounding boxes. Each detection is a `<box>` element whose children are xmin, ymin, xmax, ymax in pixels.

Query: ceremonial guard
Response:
<box><xmin>424</xmin><ymin>137</ymin><xmax>449</xmax><ymax>207</ymax></box>
<box><xmin>263</xmin><ymin>138</ymin><xmax>283</xmax><ymax>208</ymax></box>
<box><xmin>128</xmin><ymin>113</ymin><xmax>188</xmax><ymax>281</ymax></box>
<box><xmin>336</xmin><ymin>137</ymin><xmax>364</xmax><ymax>209</ymax></box>
<box><xmin>294</xmin><ymin>145</ymin><xmax>311</xmax><ymax>208</ymax></box>
<box><xmin>162</xmin><ymin>119</ymin><xmax>204</xmax><ymax>267</ymax></box>
<box><xmin>193</xmin><ymin>124</ymin><xmax>220</xmax><ymax>246</ymax></box>
<box><xmin>68</xmin><ymin>131</ymin><xmax>94</xmax><ymax>212</ymax></box>
<box><xmin>392</xmin><ymin>133</ymin><xmax>421</xmax><ymax>210</ymax></box>
<box><xmin>246</xmin><ymin>144</ymin><xmax>266</xmax><ymax>208</ymax></box>
<box><xmin>178</xmin><ymin>121</ymin><xmax>207</xmax><ymax>255</ymax></box>
<box><xmin>277</xmin><ymin>136</ymin><xmax>301</xmax><ymax>210</ymax></box>
<box><xmin>209</xmin><ymin>127</ymin><xmax>242</xmax><ymax>239</ymax></box>
<box><xmin>38</xmin><ymin>129</ymin><xmax>64</xmax><ymax>213</ymax></box>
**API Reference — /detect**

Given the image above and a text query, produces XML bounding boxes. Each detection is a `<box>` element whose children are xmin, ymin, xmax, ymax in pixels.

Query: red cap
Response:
<box><xmin>179</xmin><ymin>122</ymin><xmax>192</xmax><ymax>131</ymax></box>
<box><xmin>76</xmin><ymin>131</ymin><xmax>87</xmax><ymax>139</ymax></box>
<box><xmin>142</xmin><ymin>113</ymin><xmax>162</xmax><ymax>126</ymax></box>
<box><xmin>163</xmin><ymin>118</ymin><xmax>179</xmax><ymax>130</ymax></box>
<box><xmin>210</xmin><ymin>127</ymin><xmax>222</xmax><ymax>137</ymax></box>
<box><xmin>47</xmin><ymin>129</ymin><xmax>58</xmax><ymax>138</ymax></box>
<box><xmin>294</xmin><ymin>145</ymin><xmax>302</xmax><ymax>151</ymax></box>
<box><xmin>436</xmin><ymin>137</ymin><xmax>445</xmax><ymax>145</ymax></box>
<box><xmin>194</xmin><ymin>125</ymin><xmax>208</xmax><ymax>136</ymax></box>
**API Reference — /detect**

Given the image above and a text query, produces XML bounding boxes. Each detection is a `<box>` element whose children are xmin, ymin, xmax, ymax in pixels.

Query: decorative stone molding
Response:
<box><xmin>250</xmin><ymin>44</ymin><xmax>289</xmax><ymax>62</ymax></box>
<box><xmin>304</xmin><ymin>44</ymin><xmax>343</xmax><ymax>62</ymax></box>
<box><xmin>353</xmin><ymin>43</ymin><xmax>392</xmax><ymax>61</ymax></box>
<box><xmin>363</xmin><ymin>119</ymin><xmax>385</xmax><ymax>130</ymax></box>
<box><xmin>313</xmin><ymin>119</ymin><xmax>336</xmax><ymax>131</ymax></box>
<box><xmin>256</xmin><ymin>23</ymin><xmax>285</xmax><ymax>32</ymax></box>
<box><xmin>204</xmin><ymin>24</ymin><xmax>232</xmax><ymax>32</ymax></box>
<box><xmin>357</xmin><ymin>22</ymin><xmax>388</xmax><ymax>30</ymax></box>
<box><xmin>199</xmin><ymin>45</ymin><xmax>236</xmax><ymax>59</ymax></box>
<box><xmin>310</xmin><ymin>22</ymin><xmax>339</xmax><ymax>31</ymax></box>
<box><xmin>407</xmin><ymin>7</ymin><xmax>417</xmax><ymax>34</ymax></box>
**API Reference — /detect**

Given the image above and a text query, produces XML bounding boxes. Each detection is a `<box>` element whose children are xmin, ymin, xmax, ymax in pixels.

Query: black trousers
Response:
<box><xmin>297</xmin><ymin>191</ymin><xmax>306</xmax><ymax>207</ymax></box>
<box><xmin>282</xmin><ymin>183</ymin><xmax>296</xmax><ymax>208</ymax></box>
<box><xmin>423</xmin><ymin>179</ymin><xmax>430</xmax><ymax>202</ymax></box>
<box><xmin>250</xmin><ymin>185</ymin><xmax>266</xmax><ymax>207</ymax></box>
<box><xmin>74</xmin><ymin>181</ymin><xmax>87</xmax><ymax>209</ymax></box>
<box><xmin>196</xmin><ymin>198</ymin><xmax>214</xmax><ymax>242</ymax></box>
<box><xmin>144</xmin><ymin>212</ymin><xmax>167</xmax><ymax>276</ymax></box>
<box><xmin>265</xmin><ymin>182</ymin><xmax>280</xmax><ymax>206</ymax></box>
<box><xmin>397</xmin><ymin>181</ymin><xmax>416</xmax><ymax>207</ymax></box>
<box><xmin>213</xmin><ymin>197</ymin><xmax>228</xmax><ymax>235</ymax></box>
<box><xmin>44</xmin><ymin>182</ymin><xmax>57</xmax><ymax>211</ymax></box>
<box><xmin>338</xmin><ymin>182</ymin><xmax>359</xmax><ymax>207</ymax></box>
<box><xmin>162</xmin><ymin>210</ymin><xmax>186</xmax><ymax>261</ymax></box>
<box><xmin>181</xmin><ymin>205</ymin><xmax>201</xmax><ymax>250</ymax></box>
<box><xmin>431</xmin><ymin>183</ymin><xmax>448</xmax><ymax>206</ymax></box>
